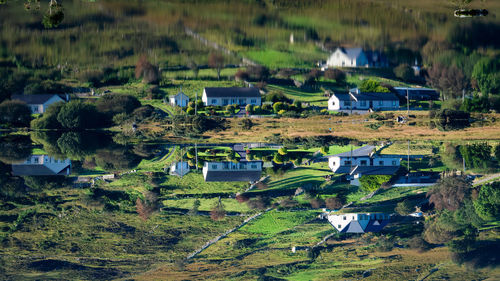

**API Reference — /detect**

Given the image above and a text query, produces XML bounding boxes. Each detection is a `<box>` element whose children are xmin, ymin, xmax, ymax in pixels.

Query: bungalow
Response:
<box><xmin>328</xmin><ymin>146</ymin><xmax>401</xmax><ymax>186</ymax></box>
<box><xmin>327</xmin><ymin>213</ymin><xmax>391</xmax><ymax>233</ymax></box>
<box><xmin>11</xmin><ymin>94</ymin><xmax>69</xmax><ymax>114</ymax></box>
<box><xmin>12</xmin><ymin>155</ymin><xmax>71</xmax><ymax>176</ymax></box>
<box><xmin>202</xmin><ymin>160</ymin><xmax>262</xmax><ymax>182</ymax></box>
<box><xmin>326</xmin><ymin>47</ymin><xmax>388</xmax><ymax>68</ymax></box>
<box><xmin>393</xmin><ymin>87</ymin><xmax>440</xmax><ymax>101</ymax></box>
<box><xmin>169</xmin><ymin>92</ymin><xmax>189</xmax><ymax>107</ymax></box>
<box><xmin>202</xmin><ymin>87</ymin><xmax>261</xmax><ymax>106</ymax></box>
<box><xmin>328</xmin><ymin>89</ymin><xmax>400</xmax><ymax>112</ymax></box>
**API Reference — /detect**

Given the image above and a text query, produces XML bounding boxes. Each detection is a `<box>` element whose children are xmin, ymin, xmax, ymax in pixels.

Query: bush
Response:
<box><xmin>394</xmin><ymin>64</ymin><xmax>414</xmax><ymax>82</ymax></box>
<box><xmin>324</xmin><ymin>68</ymin><xmax>346</xmax><ymax>84</ymax></box>
<box><xmin>96</xmin><ymin>94</ymin><xmax>141</xmax><ymax>118</ymax></box>
<box><xmin>0</xmin><ymin>100</ymin><xmax>31</xmax><ymax>127</ymax></box>
<box><xmin>57</xmin><ymin>101</ymin><xmax>102</xmax><ymax>129</ymax></box>
<box><xmin>325</xmin><ymin>197</ymin><xmax>343</xmax><ymax>210</ymax></box>
<box><xmin>359</xmin><ymin>79</ymin><xmax>390</xmax><ymax>93</ymax></box>
<box><xmin>407</xmin><ymin>236</ymin><xmax>432</xmax><ymax>252</ymax></box>
<box><xmin>278</xmin><ymin>147</ymin><xmax>288</xmax><ymax>155</ymax></box>
<box><xmin>186</xmin><ymin>107</ymin><xmax>195</xmax><ymax>115</ymax></box>
<box><xmin>360</xmin><ymin>175</ymin><xmax>392</xmax><ymax>192</ymax></box>
<box><xmin>395</xmin><ymin>199</ymin><xmax>414</xmax><ymax>215</ymax></box>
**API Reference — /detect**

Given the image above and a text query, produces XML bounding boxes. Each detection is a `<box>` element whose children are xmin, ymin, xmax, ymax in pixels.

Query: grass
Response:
<box><xmin>241</xmin><ymin>210</ymin><xmax>318</xmax><ymax>236</ymax></box>
<box><xmin>162</xmin><ymin>198</ymin><xmax>252</xmax><ymax>213</ymax></box>
<box><xmin>379</xmin><ymin>141</ymin><xmax>438</xmax><ymax>155</ymax></box>
<box><xmin>161</xmin><ymin>172</ymin><xmax>249</xmax><ymax>195</ymax></box>
<box><xmin>263</xmin><ymin>162</ymin><xmax>332</xmax><ymax>191</ymax></box>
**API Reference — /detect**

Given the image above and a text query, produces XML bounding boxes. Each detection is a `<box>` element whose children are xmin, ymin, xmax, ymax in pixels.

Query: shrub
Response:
<box><xmin>186</xmin><ymin>107</ymin><xmax>195</xmax><ymax>115</ymax></box>
<box><xmin>395</xmin><ymin>199</ymin><xmax>414</xmax><ymax>215</ymax></box>
<box><xmin>359</xmin><ymin>175</ymin><xmax>392</xmax><ymax>192</ymax></box>
<box><xmin>358</xmin><ymin>79</ymin><xmax>389</xmax><ymax>93</ymax></box>
<box><xmin>407</xmin><ymin>236</ymin><xmax>432</xmax><ymax>252</ymax></box>
<box><xmin>394</xmin><ymin>64</ymin><xmax>414</xmax><ymax>82</ymax></box>
<box><xmin>324</xmin><ymin>68</ymin><xmax>346</xmax><ymax>84</ymax></box>
<box><xmin>0</xmin><ymin>100</ymin><xmax>31</xmax><ymax>127</ymax></box>
<box><xmin>278</xmin><ymin>147</ymin><xmax>288</xmax><ymax>155</ymax></box>
<box><xmin>325</xmin><ymin>197</ymin><xmax>343</xmax><ymax>210</ymax></box>
<box><xmin>57</xmin><ymin>101</ymin><xmax>101</xmax><ymax>129</ymax></box>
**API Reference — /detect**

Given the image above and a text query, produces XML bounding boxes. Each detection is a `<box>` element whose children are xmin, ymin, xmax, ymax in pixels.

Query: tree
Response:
<box><xmin>96</xmin><ymin>94</ymin><xmax>141</xmax><ymax>118</ymax></box>
<box><xmin>273</xmin><ymin>102</ymin><xmax>286</xmax><ymax>113</ymax></box>
<box><xmin>247</xmin><ymin>196</ymin><xmax>271</xmax><ymax>210</ymax></box>
<box><xmin>136</xmin><ymin>191</ymin><xmax>159</xmax><ymax>221</ymax></box>
<box><xmin>325</xmin><ymin>197</ymin><xmax>343</xmax><ymax>210</ymax></box>
<box><xmin>245</xmin><ymin>104</ymin><xmax>254</xmax><ymax>114</ymax></box>
<box><xmin>395</xmin><ymin>199</ymin><xmax>414</xmax><ymax>215</ymax></box>
<box><xmin>57</xmin><ymin>101</ymin><xmax>101</xmax><ymax>129</ymax></box>
<box><xmin>247</xmin><ymin>65</ymin><xmax>270</xmax><ymax>81</ymax></box>
<box><xmin>208</xmin><ymin>53</ymin><xmax>225</xmax><ymax>80</ymax></box>
<box><xmin>235</xmin><ymin>69</ymin><xmax>250</xmax><ymax>81</ymax></box>
<box><xmin>210</xmin><ymin>198</ymin><xmax>226</xmax><ymax>221</ymax></box>
<box><xmin>358</xmin><ymin>79</ymin><xmax>390</xmax><ymax>93</ymax></box>
<box><xmin>0</xmin><ymin>135</ymin><xmax>32</xmax><ymax>164</ymax></box>
<box><xmin>310</xmin><ymin>197</ymin><xmax>325</xmax><ymax>208</ymax></box>
<box><xmin>426</xmin><ymin>64</ymin><xmax>469</xmax><ymax>100</ymax></box>
<box><xmin>42</xmin><ymin>0</ymin><xmax>64</xmax><ymax>29</ymax></box>
<box><xmin>427</xmin><ymin>176</ymin><xmax>470</xmax><ymax>211</ymax></box>
<box><xmin>135</xmin><ymin>55</ymin><xmax>160</xmax><ymax>84</ymax></box>
<box><xmin>474</xmin><ymin>182</ymin><xmax>500</xmax><ymax>221</ymax></box>
<box><xmin>188</xmin><ymin>199</ymin><xmax>201</xmax><ymax>215</ymax></box>
<box><xmin>495</xmin><ymin>144</ymin><xmax>500</xmax><ymax>162</ymax></box>
<box><xmin>187</xmin><ymin>60</ymin><xmax>199</xmax><ymax>79</ymax></box>
<box><xmin>277</xmin><ymin>68</ymin><xmax>298</xmax><ymax>79</ymax></box>
<box><xmin>394</xmin><ymin>64</ymin><xmax>414</xmax><ymax>82</ymax></box>
<box><xmin>324</xmin><ymin>68</ymin><xmax>346</xmax><ymax>84</ymax></box>
<box><xmin>359</xmin><ymin>175</ymin><xmax>391</xmax><ymax>192</ymax></box>
<box><xmin>278</xmin><ymin>147</ymin><xmax>288</xmax><ymax>155</ymax></box>
<box><xmin>423</xmin><ymin>211</ymin><xmax>460</xmax><ymax>244</ymax></box>
<box><xmin>472</xmin><ymin>57</ymin><xmax>500</xmax><ymax>96</ymax></box>
<box><xmin>0</xmin><ymin>100</ymin><xmax>31</xmax><ymax>127</ymax></box>
<box><xmin>459</xmin><ymin>143</ymin><xmax>493</xmax><ymax>171</ymax></box>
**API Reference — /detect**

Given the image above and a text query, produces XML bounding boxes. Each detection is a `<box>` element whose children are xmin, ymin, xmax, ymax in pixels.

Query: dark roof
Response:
<box><xmin>204</xmin><ymin>87</ymin><xmax>260</xmax><ymax>98</ymax></box>
<box><xmin>393</xmin><ymin>87</ymin><xmax>440</xmax><ymax>101</ymax></box>
<box><xmin>350</xmin><ymin>165</ymin><xmax>400</xmax><ymax>175</ymax></box>
<box><xmin>204</xmin><ymin>170</ymin><xmax>262</xmax><ymax>182</ymax></box>
<box><xmin>169</xmin><ymin>92</ymin><xmax>188</xmax><ymax>99</ymax></box>
<box><xmin>352</xmin><ymin>92</ymin><xmax>399</xmax><ymax>101</ymax></box>
<box><xmin>332</xmin><ymin>93</ymin><xmax>352</xmax><ymax>101</ymax></box>
<box><xmin>332</xmin><ymin>145</ymin><xmax>375</xmax><ymax>157</ymax></box>
<box><xmin>11</xmin><ymin>94</ymin><xmax>65</xmax><ymax>105</ymax></box>
<box><xmin>11</xmin><ymin>164</ymin><xmax>70</xmax><ymax>176</ymax></box>
<box><xmin>364</xmin><ymin>219</ymin><xmax>390</xmax><ymax>232</ymax></box>
<box><xmin>339</xmin><ymin>47</ymin><xmax>363</xmax><ymax>60</ymax></box>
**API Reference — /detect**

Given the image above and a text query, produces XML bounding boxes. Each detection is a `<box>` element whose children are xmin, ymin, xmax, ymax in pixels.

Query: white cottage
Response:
<box><xmin>327</xmin><ymin>213</ymin><xmax>390</xmax><ymax>233</ymax></box>
<box><xmin>328</xmin><ymin>89</ymin><xmax>400</xmax><ymax>112</ymax></box>
<box><xmin>202</xmin><ymin>160</ymin><xmax>262</xmax><ymax>182</ymax></box>
<box><xmin>12</xmin><ymin>155</ymin><xmax>71</xmax><ymax>176</ymax></box>
<box><xmin>202</xmin><ymin>87</ymin><xmax>261</xmax><ymax>106</ymax></box>
<box><xmin>11</xmin><ymin>94</ymin><xmax>68</xmax><ymax>114</ymax></box>
<box><xmin>326</xmin><ymin>47</ymin><xmax>388</xmax><ymax>68</ymax></box>
<box><xmin>169</xmin><ymin>92</ymin><xmax>189</xmax><ymax>107</ymax></box>
<box><xmin>327</xmin><ymin>146</ymin><xmax>401</xmax><ymax>186</ymax></box>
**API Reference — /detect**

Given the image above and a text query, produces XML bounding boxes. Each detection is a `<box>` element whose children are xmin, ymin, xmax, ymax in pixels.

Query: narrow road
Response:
<box><xmin>473</xmin><ymin>173</ymin><xmax>500</xmax><ymax>186</ymax></box>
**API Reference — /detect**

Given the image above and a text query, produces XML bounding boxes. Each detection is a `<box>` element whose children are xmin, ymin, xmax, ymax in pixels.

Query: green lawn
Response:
<box><xmin>162</xmin><ymin>198</ymin><xmax>252</xmax><ymax>213</ymax></box>
<box><xmin>161</xmin><ymin>172</ymin><xmax>249</xmax><ymax>195</ymax></box>
<box><xmin>242</xmin><ymin>210</ymin><xmax>318</xmax><ymax>236</ymax></box>
<box><xmin>263</xmin><ymin>163</ymin><xmax>332</xmax><ymax>191</ymax></box>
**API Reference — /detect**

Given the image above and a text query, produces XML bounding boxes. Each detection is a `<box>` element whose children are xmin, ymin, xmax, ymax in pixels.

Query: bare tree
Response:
<box><xmin>208</xmin><ymin>53</ymin><xmax>225</xmax><ymax>80</ymax></box>
<box><xmin>135</xmin><ymin>55</ymin><xmax>160</xmax><ymax>84</ymax></box>
<box><xmin>210</xmin><ymin>197</ymin><xmax>226</xmax><ymax>221</ymax></box>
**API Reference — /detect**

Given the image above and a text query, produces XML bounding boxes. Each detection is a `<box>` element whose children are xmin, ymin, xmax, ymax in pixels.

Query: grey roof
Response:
<box><xmin>352</xmin><ymin>92</ymin><xmax>399</xmax><ymax>101</ymax></box>
<box><xmin>11</xmin><ymin>94</ymin><xmax>65</xmax><ymax>105</ymax></box>
<box><xmin>204</xmin><ymin>87</ymin><xmax>260</xmax><ymax>98</ymax></box>
<box><xmin>336</xmin><ymin>216</ymin><xmax>390</xmax><ymax>233</ymax></box>
<box><xmin>204</xmin><ymin>171</ymin><xmax>262</xmax><ymax>182</ymax></box>
<box><xmin>364</xmin><ymin>219</ymin><xmax>390</xmax><ymax>232</ymax></box>
<box><xmin>332</xmin><ymin>145</ymin><xmax>376</xmax><ymax>157</ymax></box>
<box><xmin>11</xmin><ymin>164</ymin><xmax>70</xmax><ymax>176</ymax></box>
<box><xmin>339</xmin><ymin>47</ymin><xmax>363</xmax><ymax>60</ymax></box>
<box><xmin>169</xmin><ymin>92</ymin><xmax>188</xmax><ymax>99</ymax></box>
<box><xmin>332</xmin><ymin>93</ymin><xmax>351</xmax><ymax>101</ymax></box>
<box><xmin>350</xmin><ymin>165</ymin><xmax>400</xmax><ymax>175</ymax></box>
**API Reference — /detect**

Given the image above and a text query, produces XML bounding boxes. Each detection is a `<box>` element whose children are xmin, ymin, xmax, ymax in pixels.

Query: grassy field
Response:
<box><xmin>162</xmin><ymin>198</ymin><xmax>252</xmax><ymax>213</ymax></box>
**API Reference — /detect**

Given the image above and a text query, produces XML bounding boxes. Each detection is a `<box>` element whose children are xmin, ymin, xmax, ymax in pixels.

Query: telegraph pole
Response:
<box><xmin>406</xmin><ymin>89</ymin><xmax>409</xmax><ymax>118</ymax></box>
<box><xmin>195</xmin><ymin>91</ymin><xmax>198</xmax><ymax>114</ymax></box>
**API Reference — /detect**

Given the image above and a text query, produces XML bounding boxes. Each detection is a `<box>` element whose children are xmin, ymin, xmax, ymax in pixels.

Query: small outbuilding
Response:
<box><xmin>169</xmin><ymin>92</ymin><xmax>189</xmax><ymax>107</ymax></box>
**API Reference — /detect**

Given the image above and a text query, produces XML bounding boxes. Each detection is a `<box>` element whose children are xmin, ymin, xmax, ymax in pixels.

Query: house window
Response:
<box><xmin>378</xmin><ymin>101</ymin><xmax>383</xmax><ymax>106</ymax></box>
<box><xmin>343</xmin><ymin>216</ymin><xmax>346</xmax><ymax>220</ymax></box>
<box><xmin>360</xmin><ymin>100</ymin><xmax>366</xmax><ymax>107</ymax></box>
<box><xmin>360</xmin><ymin>160</ymin><xmax>367</xmax><ymax>166</ymax></box>
<box><xmin>34</xmin><ymin>157</ymin><xmax>39</xmax><ymax>163</ymax></box>
<box><xmin>239</xmin><ymin>99</ymin><xmax>245</xmax><ymax>105</ymax></box>
<box><xmin>379</xmin><ymin>161</ymin><xmax>384</xmax><ymax>165</ymax></box>
<box><xmin>250</xmin><ymin>99</ymin><xmax>257</xmax><ymax>104</ymax></box>
<box><xmin>240</xmin><ymin>163</ymin><xmax>247</xmax><ymax>169</ymax></box>
<box><xmin>392</xmin><ymin>160</ymin><xmax>397</xmax><ymax>166</ymax></box>
<box><xmin>344</xmin><ymin>160</ymin><xmax>351</xmax><ymax>165</ymax></box>
<box><xmin>351</xmin><ymin>59</ymin><xmax>353</xmax><ymax>65</ymax></box>
<box><xmin>251</xmin><ymin>164</ymin><xmax>257</xmax><ymax>169</ymax></box>
<box><xmin>223</xmin><ymin>163</ymin><xmax>229</xmax><ymax>169</ymax></box>
<box><xmin>211</xmin><ymin>164</ymin><xmax>218</xmax><ymax>169</ymax></box>
<box><xmin>338</xmin><ymin>224</ymin><xmax>341</xmax><ymax>229</ymax></box>
<box><xmin>331</xmin><ymin>101</ymin><xmax>335</xmax><ymax>106</ymax></box>
<box><xmin>223</xmin><ymin>99</ymin><xmax>229</xmax><ymax>105</ymax></box>
<box><xmin>344</xmin><ymin>101</ymin><xmax>351</xmax><ymax>106</ymax></box>
<box><xmin>392</xmin><ymin>101</ymin><xmax>397</xmax><ymax>106</ymax></box>
<box><xmin>211</xmin><ymin>99</ymin><xmax>217</xmax><ymax>104</ymax></box>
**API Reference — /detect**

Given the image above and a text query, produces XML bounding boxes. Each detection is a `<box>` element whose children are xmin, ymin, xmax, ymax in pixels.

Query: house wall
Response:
<box><xmin>328</xmin><ymin>96</ymin><xmax>341</xmax><ymax>110</ymax></box>
<box><xmin>328</xmin><ymin>156</ymin><xmax>372</xmax><ymax>171</ymax></box>
<box><xmin>202</xmin><ymin>95</ymin><xmax>261</xmax><ymax>107</ymax></box>
<box><xmin>326</xmin><ymin>49</ymin><xmax>369</xmax><ymax>68</ymax></box>
<box><xmin>371</xmin><ymin>100</ymin><xmax>399</xmax><ymax>110</ymax></box>
<box><xmin>372</xmin><ymin>156</ymin><xmax>400</xmax><ymax>166</ymax></box>
<box><xmin>21</xmin><ymin>155</ymin><xmax>71</xmax><ymax>174</ymax></box>
<box><xmin>338</xmin><ymin>99</ymin><xmax>399</xmax><ymax>111</ymax></box>
<box><xmin>202</xmin><ymin>161</ymin><xmax>262</xmax><ymax>179</ymax></box>
<box><xmin>170</xmin><ymin>95</ymin><xmax>189</xmax><ymax>107</ymax></box>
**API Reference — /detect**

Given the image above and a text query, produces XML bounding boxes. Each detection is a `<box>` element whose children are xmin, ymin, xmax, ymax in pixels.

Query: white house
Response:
<box><xmin>202</xmin><ymin>160</ymin><xmax>262</xmax><ymax>182</ymax></box>
<box><xmin>328</xmin><ymin>146</ymin><xmax>401</xmax><ymax>186</ymax></box>
<box><xmin>326</xmin><ymin>47</ymin><xmax>388</xmax><ymax>68</ymax></box>
<box><xmin>328</xmin><ymin>89</ymin><xmax>400</xmax><ymax>112</ymax></box>
<box><xmin>11</xmin><ymin>94</ymin><xmax>69</xmax><ymax>114</ymax></box>
<box><xmin>12</xmin><ymin>155</ymin><xmax>71</xmax><ymax>176</ymax></box>
<box><xmin>169</xmin><ymin>92</ymin><xmax>189</xmax><ymax>107</ymax></box>
<box><xmin>169</xmin><ymin>161</ymin><xmax>190</xmax><ymax>177</ymax></box>
<box><xmin>202</xmin><ymin>87</ymin><xmax>261</xmax><ymax>106</ymax></box>
<box><xmin>327</xmin><ymin>213</ymin><xmax>390</xmax><ymax>233</ymax></box>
